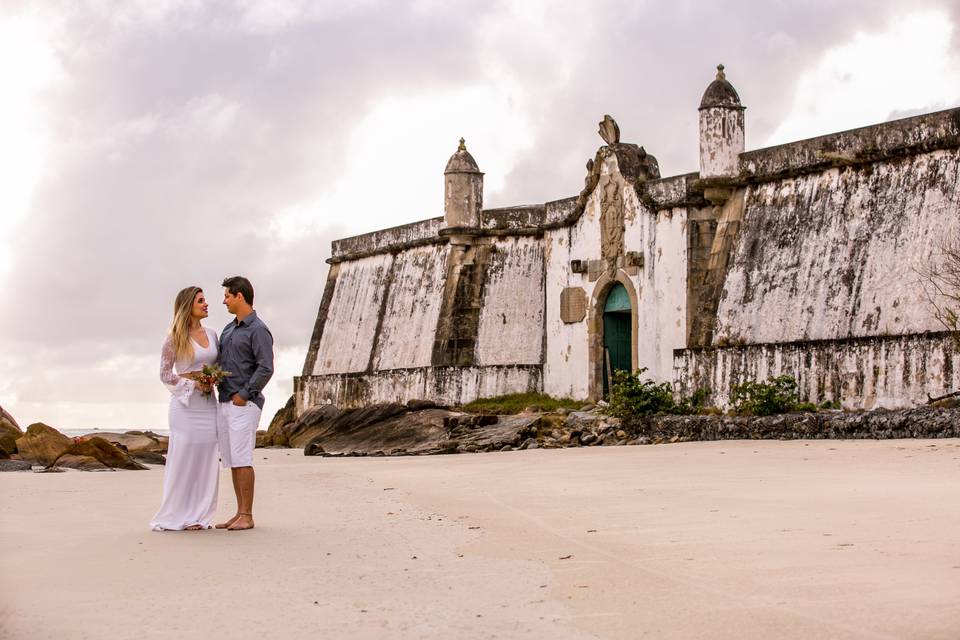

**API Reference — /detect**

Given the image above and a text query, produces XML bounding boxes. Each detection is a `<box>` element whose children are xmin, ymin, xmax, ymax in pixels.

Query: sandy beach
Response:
<box><xmin>2</xmin><ymin>439</ymin><xmax>960</xmax><ymax>639</ymax></box>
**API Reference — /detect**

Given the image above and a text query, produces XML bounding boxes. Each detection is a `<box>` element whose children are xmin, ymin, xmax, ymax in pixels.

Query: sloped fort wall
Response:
<box><xmin>295</xmin><ymin>70</ymin><xmax>960</xmax><ymax>414</ymax></box>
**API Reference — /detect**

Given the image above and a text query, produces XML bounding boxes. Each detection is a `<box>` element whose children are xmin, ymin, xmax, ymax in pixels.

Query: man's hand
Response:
<box><xmin>231</xmin><ymin>393</ymin><xmax>247</xmax><ymax>407</ymax></box>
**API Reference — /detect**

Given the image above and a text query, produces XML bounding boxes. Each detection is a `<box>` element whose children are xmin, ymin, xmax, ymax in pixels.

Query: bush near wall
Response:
<box><xmin>730</xmin><ymin>376</ymin><xmax>817</xmax><ymax>416</ymax></box>
<box><xmin>605</xmin><ymin>368</ymin><xmax>709</xmax><ymax>419</ymax></box>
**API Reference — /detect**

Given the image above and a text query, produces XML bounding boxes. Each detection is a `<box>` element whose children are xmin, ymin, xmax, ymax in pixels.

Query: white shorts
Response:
<box><xmin>217</xmin><ymin>402</ymin><xmax>261</xmax><ymax>468</ymax></box>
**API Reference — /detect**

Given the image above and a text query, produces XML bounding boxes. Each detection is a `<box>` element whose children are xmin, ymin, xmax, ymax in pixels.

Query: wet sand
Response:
<box><xmin>2</xmin><ymin>439</ymin><xmax>959</xmax><ymax>639</ymax></box>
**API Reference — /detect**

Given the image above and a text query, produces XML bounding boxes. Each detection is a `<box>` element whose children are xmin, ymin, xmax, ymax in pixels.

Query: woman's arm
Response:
<box><xmin>160</xmin><ymin>336</ymin><xmax>196</xmax><ymax>406</ymax></box>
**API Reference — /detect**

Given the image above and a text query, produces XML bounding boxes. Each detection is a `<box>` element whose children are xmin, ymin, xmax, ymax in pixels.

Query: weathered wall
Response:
<box><xmin>312</xmin><ymin>253</ymin><xmax>394</xmax><ymax>374</ymax></box>
<box><xmin>543</xmin><ymin>220</ymin><xmax>595</xmax><ymax>401</ymax></box>
<box><xmin>715</xmin><ymin>148</ymin><xmax>960</xmax><ymax>344</ymax></box>
<box><xmin>476</xmin><ymin>236</ymin><xmax>545</xmax><ymax>366</ymax></box>
<box><xmin>674</xmin><ymin>332</ymin><xmax>958</xmax><ymax>410</ymax></box>
<box><xmin>371</xmin><ymin>244</ymin><xmax>450</xmax><ymax>370</ymax></box>
<box><xmin>296</xmin><ymin>365</ymin><xmax>542</xmax><ymax>412</ymax></box>
<box><xmin>630</xmin><ymin>203</ymin><xmax>687</xmax><ymax>381</ymax></box>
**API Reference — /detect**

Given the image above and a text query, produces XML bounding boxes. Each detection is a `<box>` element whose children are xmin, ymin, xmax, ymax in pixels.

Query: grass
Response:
<box><xmin>460</xmin><ymin>393</ymin><xmax>587</xmax><ymax>415</ymax></box>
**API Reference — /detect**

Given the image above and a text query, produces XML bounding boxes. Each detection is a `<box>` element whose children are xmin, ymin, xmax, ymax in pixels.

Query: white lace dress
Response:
<box><xmin>150</xmin><ymin>329</ymin><xmax>220</xmax><ymax>531</ymax></box>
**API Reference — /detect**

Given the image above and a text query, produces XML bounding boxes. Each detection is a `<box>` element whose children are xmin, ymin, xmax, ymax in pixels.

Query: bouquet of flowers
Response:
<box><xmin>193</xmin><ymin>364</ymin><xmax>232</xmax><ymax>397</ymax></box>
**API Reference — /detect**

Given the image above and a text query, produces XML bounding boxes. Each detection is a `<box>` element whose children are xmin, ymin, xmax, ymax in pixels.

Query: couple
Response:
<box><xmin>150</xmin><ymin>276</ymin><xmax>274</xmax><ymax>532</ymax></box>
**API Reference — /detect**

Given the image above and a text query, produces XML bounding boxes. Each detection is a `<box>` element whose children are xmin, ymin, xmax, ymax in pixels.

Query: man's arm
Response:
<box><xmin>237</xmin><ymin>325</ymin><xmax>274</xmax><ymax>402</ymax></box>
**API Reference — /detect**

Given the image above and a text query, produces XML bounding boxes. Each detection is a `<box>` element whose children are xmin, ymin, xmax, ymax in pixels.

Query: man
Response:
<box><xmin>216</xmin><ymin>275</ymin><xmax>274</xmax><ymax>531</ymax></box>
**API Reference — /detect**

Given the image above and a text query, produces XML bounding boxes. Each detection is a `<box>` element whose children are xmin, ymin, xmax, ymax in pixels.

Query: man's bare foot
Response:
<box><xmin>184</xmin><ymin>524</ymin><xmax>204</xmax><ymax>531</ymax></box>
<box><xmin>215</xmin><ymin>514</ymin><xmax>239</xmax><ymax>529</ymax></box>
<box><xmin>227</xmin><ymin>513</ymin><xmax>254</xmax><ymax>531</ymax></box>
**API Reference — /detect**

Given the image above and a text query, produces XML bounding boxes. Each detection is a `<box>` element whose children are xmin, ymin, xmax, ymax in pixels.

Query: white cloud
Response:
<box><xmin>272</xmin><ymin>83</ymin><xmax>537</xmax><ymax>239</ymax></box>
<box><xmin>767</xmin><ymin>9</ymin><xmax>960</xmax><ymax>146</ymax></box>
<box><xmin>0</xmin><ymin>8</ymin><xmax>64</xmax><ymax>275</ymax></box>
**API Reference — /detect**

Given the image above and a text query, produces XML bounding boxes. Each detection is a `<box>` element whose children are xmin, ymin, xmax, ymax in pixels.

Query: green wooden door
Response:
<box><xmin>602</xmin><ymin>283</ymin><xmax>633</xmax><ymax>396</ymax></box>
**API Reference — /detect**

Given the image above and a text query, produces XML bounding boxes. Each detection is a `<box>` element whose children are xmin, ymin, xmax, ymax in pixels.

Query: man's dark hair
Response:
<box><xmin>222</xmin><ymin>276</ymin><xmax>254</xmax><ymax>305</ymax></box>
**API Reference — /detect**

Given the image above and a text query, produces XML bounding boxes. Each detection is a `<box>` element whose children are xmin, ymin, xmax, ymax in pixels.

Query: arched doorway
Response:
<box><xmin>602</xmin><ymin>282</ymin><xmax>633</xmax><ymax>396</ymax></box>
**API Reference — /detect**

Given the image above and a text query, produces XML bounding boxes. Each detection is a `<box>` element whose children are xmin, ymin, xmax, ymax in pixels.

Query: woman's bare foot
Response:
<box><xmin>184</xmin><ymin>524</ymin><xmax>204</xmax><ymax>531</ymax></box>
<box><xmin>215</xmin><ymin>514</ymin><xmax>239</xmax><ymax>529</ymax></box>
<box><xmin>227</xmin><ymin>513</ymin><xmax>254</xmax><ymax>531</ymax></box>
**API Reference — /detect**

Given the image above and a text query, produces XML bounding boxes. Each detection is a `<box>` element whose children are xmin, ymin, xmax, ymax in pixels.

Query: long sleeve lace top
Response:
<box><xmin>159</xmin><ymin>330</ymin><xmax>219</xmax><ymax>406</ymax></box>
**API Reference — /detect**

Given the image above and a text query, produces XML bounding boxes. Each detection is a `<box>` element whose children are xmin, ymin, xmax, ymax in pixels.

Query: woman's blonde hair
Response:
<box><xmin>170</xmin><ymin>286</ymin><xmax>202</xmax><ymax>362</ymax></box>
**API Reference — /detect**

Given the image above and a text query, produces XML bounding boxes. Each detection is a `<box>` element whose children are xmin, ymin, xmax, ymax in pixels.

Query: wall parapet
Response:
<box><xmin>330</xmin><ymin>216</ymin><xmax>445</xmax><ymax>263</ymax></box>
<box><xmin>674</xmin><ymin>332</ymin><xmax>958</xmax><ymax>411</ymax></box>
<box><xmin>738</xmin><ymin>107</ymin><xmax>960</xmax><ymax>183</ymax></box>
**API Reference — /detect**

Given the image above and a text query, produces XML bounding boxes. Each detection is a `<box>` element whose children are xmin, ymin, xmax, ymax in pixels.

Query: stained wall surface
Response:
<box><xmin>476</xmin><ymin>236</ymin><xmax>545</xmax><ymax>366</ymax></box>
<box><xmin>372</xmin><ymin>244</ymin><xmax>450</xmax><ymax>371</ymax></box>
<box><xmin>715</xmin><ymin>149</ymin><xmax>960</xmax><ymax>344</ymax></box>
<box><xmin>674</xmin><ymin>333</ymin><xmax>958</xmax><ymax>410</ymax></box>
<box><xmin>312</xmin><ymin>253</ymin><xmax>394</xmax><ymax>375</ymax></box>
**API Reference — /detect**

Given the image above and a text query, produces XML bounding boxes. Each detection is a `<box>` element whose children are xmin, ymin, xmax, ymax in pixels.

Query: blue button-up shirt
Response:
<box><xmin>217</xmin><ymin>310</ymin><xmax>274</xmax><ymax>409</ymax></box>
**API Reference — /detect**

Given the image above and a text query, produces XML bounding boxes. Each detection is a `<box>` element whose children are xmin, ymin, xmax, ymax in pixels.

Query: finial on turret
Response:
<box><xmin>598</xmin><ymin>115</ymin><xmax>620</xmax><ymax>145</ymax></box>
<box><xmin>716</xmin><ymin>64</ymin><xmax>726</xmax><ymax>80</ymax></box>
<box><xmin>458</xmin><ymin>137</ymin><xmax>466</xmax><ymax>152</ymax></box>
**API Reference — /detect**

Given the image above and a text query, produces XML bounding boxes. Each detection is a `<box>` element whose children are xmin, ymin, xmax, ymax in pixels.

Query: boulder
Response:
<box><xmin>80</xmin><ymin>432</ymin><xmax>165</xmax><ymax>454</ymax></box>
<box><xmin>131</xmin><ymin>451</ymin><xmax>166</xmax><ymax>465</ymax></box>
<box><xmin>255</xmin><ymin>430</ymin><xmax>271</xmax><ymax>448</ymax></box>
<box><xmin>54</xmin><ymin>454</ymin><xmax>112</xmax><ymax>471</ymax></box>
<box><xmin>0</xmin><ymin>459</ymin><xmax>32</xmax><ymax>472</ymax></box>
<box><xmin>127</xmin><ymin>430</ymin><xmax>169</xmax><ymax>451</ymax></box>
<box><xmin>451</xmin><ymin>413</ymin><xmax>541</xmax><ymax>451</ymax></box>
<box><xmin>0</xmin><ymin>405</ymin><xmax>20</xmax><ymax>430</ymax></box>
<box><xmin>565</xmin><ymin>411</ymin><xmax>604</xmax><ymax>431</ymax></box>
<box><xmin>66</xmin><ymin>437</ymin><xmax>148</xmax><ymax>470</ymax></box>
<box><xmin>0</xmin><ymin>414</ymin><xmax>23</xmax><ymax>457</ymax></box>
<box><xmin>303</xmin><ymin>406</ymin><xmax>450</xmax><ymax>456</ymax></box>
<box><xmin>15</xmin><ymin>423</ymin><xmax>72</xmax><ymax>467</ymax></box>
<box><xmin>263</xmin><ymin>394</ymin><xmax>297</xmax><ymax>447</ymax></box>
<box><xmin>292</xmin><ymin>403</ymin><xmax>407</xmax><ymax>449</ymax></box>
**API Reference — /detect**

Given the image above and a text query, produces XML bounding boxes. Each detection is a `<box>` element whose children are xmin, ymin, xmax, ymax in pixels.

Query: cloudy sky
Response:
<box><xmin>1</xmin><ymin>0</ymin><xmax>959</xmax><ymax>432</ymax></box>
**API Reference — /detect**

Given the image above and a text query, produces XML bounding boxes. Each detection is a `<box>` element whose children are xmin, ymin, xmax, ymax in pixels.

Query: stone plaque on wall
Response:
<box><xmin>560</xmin><ymin>287</ymin><xmax>587</xmax><ymax>323</ymax></box>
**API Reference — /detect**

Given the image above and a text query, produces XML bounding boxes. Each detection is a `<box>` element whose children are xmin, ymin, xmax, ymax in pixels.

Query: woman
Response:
<box><xmin>150</xmin><ymin>286</ymin><xmax>220</xmax><ymax>531</ymax></box>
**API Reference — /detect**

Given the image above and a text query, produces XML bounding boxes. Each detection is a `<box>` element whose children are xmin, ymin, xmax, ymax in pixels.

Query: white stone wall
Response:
<box><xmin>637</xmin><ymin>206</ymin><xmax>688</xmax><ymax>379</ymax></box>
<box><xmin>312</xmin><ymin>253</ymin><xmax>394</xmax><ymax>375</ymax></box>
<box><xmin>543</xmin><ymin>155</ymin><xmax>688</xmax><ymax>400</ymax></box>
<box><xmin>716</xmin><ymin>149</ymin><xmax>960</xmax><ymax>344</ymax></box>
<box><xmin>476</xmin><ymin>236</ymin><xmax>544</xmax><ymax>366</ymax></box>
<box><xmin>372</xmin><ymin>244</ymin><xmax>450</xmax><ymax>370</ymax></box>
<box><xmin>674</xmin><ymin>333</ymin><xmax>959</xmax><ymax>411</ymax></box>
<box><xmin>296</xmin><ymin>365</ymin><xmax>542</xmax><ymax>412</ymax></box>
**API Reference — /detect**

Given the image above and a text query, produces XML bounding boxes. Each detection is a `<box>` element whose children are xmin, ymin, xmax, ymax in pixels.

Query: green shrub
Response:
<box><xmin>461</xmin><ymin>393</ymin><xmax>584</xmax><ymax>415</ymax></box>
<box><xmin>730</xmin><ymin>376</ymin><xmax>807</xmax><ymax>416</ymax></box>
<box><xmin>605</xmin><ymin>368</ymin><xmax>708</xmax><ymax>419</ymax></box>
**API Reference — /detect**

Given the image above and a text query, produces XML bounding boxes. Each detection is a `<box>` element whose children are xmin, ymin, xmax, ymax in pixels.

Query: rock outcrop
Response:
<box><xmin>0</xmin><ymin>413</ymin><xmax>23</xmax><ymax>458</ymax></box>
<box><xmin>63</xmin><ymin>437</ymin><xmax>148</xmax><ymax>471</ymax></box>
<box><xmin>54</xmin><ymin>454</ymin><xmax>111</xmax><ymax>471</ymax></box>
<box><xmin>0</xmin><ymin>459</ymin><xmax>32</xmax><ymax>472</ymax></box>
<box><xmin>288</xmin><ymin>401</ymin><xmax>960</xmax><ymax>458</ymax></box>
<box><xmin>15</xmin><ymin>423</ymin><xmax>72</xmax><ymax>467</ymax></box>
<box><xmin>301</xmin><ymin>404</ymin><xmax>544</xmax><ymax>457</ymax></box>
<box><xmin>81</xmin><ymin>432</ymin><xmax>167</xmax><ymax>454</ymax></box>
<box><xmin>264</xmin><ymin>395</ymin><xmax>296</xmax><ymax>447</ymax></box>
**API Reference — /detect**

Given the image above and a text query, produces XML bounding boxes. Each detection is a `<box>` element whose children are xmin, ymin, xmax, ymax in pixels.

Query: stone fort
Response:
<box><xmin>295</xmin><ymin>66</ymin><xmax>960</xmax><ymax>414</ymax></box>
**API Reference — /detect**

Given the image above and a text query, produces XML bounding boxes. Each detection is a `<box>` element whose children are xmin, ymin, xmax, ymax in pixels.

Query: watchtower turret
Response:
<box><xmin>443</xmin><ymin>138</ymin><xmax>483</xmax><ymax>229</ymax></box>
